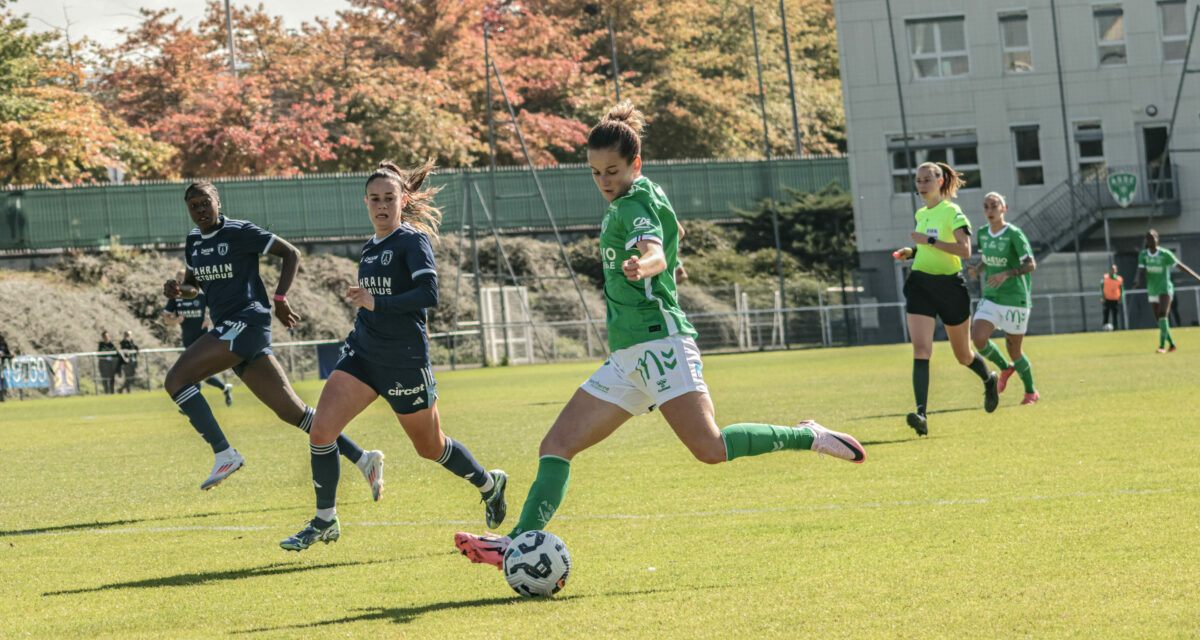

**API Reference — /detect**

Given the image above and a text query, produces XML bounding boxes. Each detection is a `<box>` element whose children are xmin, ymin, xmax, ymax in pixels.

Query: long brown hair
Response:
<box><xmin>365</xmin><ymin>159</ymin><xmax>443</xmax><ymax>239</ymax></box>
<box><xmin>918</xmin><ymin>161</ymin><xmax>964</xmax><ymax>199</ymax></box>
<box><xmin>587</xmin><ymin>100</ymin><xmax>646</xmax><ymax>162</ymax></box>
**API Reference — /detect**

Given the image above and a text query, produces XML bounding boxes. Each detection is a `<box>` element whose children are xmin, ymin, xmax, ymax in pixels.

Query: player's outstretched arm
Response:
<box><xmin>1176</xmin><ymin>261</ymin><xmax>1200</xmax><ymax>284</ymax></box>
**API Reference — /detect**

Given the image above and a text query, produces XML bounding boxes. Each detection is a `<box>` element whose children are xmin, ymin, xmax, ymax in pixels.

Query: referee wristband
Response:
<box><xmin>273</xmin><ymin>294</ymin><xmax>287</xmax><ymax>301</ymax></box>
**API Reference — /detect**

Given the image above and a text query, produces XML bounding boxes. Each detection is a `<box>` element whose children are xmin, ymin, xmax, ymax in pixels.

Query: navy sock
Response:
<box><xmin>437</xmin><ymin>437</ymin><xmax>488</xmax><ymax>488</ymax></box>
<box><xmin>967</xmin><ymin>352</ymin><xmax>991</xmax><ymax>382</ymax></box>
<box><xmin>296</xmin><ymin>406</ymin><xmax>364</xmax><ymax>464</ymax></box>
<box><xmin>912</xmin><ymin>358</ymin><xmax>929</xmax><ymax>416</ymax></box>
<box><xmin>310</xmin><ymin>441</ymin><xmax>340</xmax><ymax>510</ymax></box>
<box><xmin>173</xmin><ymin>386</ymin><xmax>228</xmax><ymax>453</ymax></box>
<box><xmin>204</xmin><ymin>376</ymin><xmax>226</xmax><ymax>390</ymax></box>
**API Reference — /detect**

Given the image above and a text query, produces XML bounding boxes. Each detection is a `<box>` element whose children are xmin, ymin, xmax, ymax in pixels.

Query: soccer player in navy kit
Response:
<box><xmin>280</xmin><ymin>161</ymin><xmax>507</xmax><ymax>551</ymax></box>
<box><xmin>163</xmin><ymin>182</ymin><xmax>385</xmax><ymax>497</ymax></box>
<box><xmin>163</xmin><ymin>269</ymin><xmax>234</xmax><ymax>406</ymax></box>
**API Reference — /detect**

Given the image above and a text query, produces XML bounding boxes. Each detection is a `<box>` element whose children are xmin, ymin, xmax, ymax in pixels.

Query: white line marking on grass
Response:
<box><xmin>9</xmin><ymin>486</ymin><xmax>1195</xmax><ymax>538</ymax></box>
<box><xmin>11</xmin><ymin>525</ymin><xmax>270</xmax><ymax>537</ymax></box>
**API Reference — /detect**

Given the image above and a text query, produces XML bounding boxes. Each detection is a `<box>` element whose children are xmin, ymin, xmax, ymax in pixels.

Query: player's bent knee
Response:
<box><xmin>412</xmin><ymin>439</ymin><xmax>443</xmax><ymax>461</ymax></box>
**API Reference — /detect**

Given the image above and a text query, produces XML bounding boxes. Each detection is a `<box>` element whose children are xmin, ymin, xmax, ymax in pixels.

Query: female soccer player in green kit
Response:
<box><xmin>453</xmin><ymin>101</ymin><xmax>865</xmax><ymax>569</ymax></box>
<box><xmin>892</xmin><ymin>162</ymin><xmax>999</xmax><ymax>436</ymax></box>
<box><xmin>966</xmin><ymin>192</ymin><xmax>1039</xmax><ymax>405</ymax></box>
<box><xmin>1134</xmin><ymin>229</ymin><xmax>1200</xmax><ymax>352</ymax></box>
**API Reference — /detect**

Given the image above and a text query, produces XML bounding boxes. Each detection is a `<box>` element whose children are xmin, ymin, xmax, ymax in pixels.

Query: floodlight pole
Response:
<box><xmin>224</xmin><ymin>0</ymin><xmax>237</xmax><ymax>78</ymax></box>
<box><xmin>780</xmin><ymin>0</ymin><xmax>802</xmax><ymax>155</ymax></box>
<box><xmin>752</xmin><ymin>7</ymin><xmax>788</xmax><ymax>347</ymax></box>
<box><xmin>608</xmin><ymin>18</ymin><xmax>622</xmax><ymax>102</ymax></box>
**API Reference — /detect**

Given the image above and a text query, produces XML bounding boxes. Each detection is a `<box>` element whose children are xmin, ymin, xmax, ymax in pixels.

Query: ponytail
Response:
<box><xmin>918</xmin><ymin>161</ymin><xmax>963</xmax><ymax>199</ymax></box>
<box><xmin>365</xmin><ymin>159</ymin><xmax>443</xmax><ymax>239</ymax></box>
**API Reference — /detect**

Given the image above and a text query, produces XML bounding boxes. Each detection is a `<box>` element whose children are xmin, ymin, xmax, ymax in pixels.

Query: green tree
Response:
<box><xmin>0</xmin><ymin>3</ymin><xmax>173</xmax><ymax>185</ymax></box>
<box><xmin>736</xmin><ymin>182</ymin><xmax>856</xmax><ymax>280</ymax></box>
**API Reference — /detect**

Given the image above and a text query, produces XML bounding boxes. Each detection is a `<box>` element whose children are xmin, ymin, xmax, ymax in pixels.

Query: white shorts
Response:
<box><xmin>581</xmin><ymin>335</ymin><xmax>708</xmax><ymax>416</ymax></box>
<box><xmin>974</xmin><ymin>299</ymin><xmax>1031</xmax><ymax>335</ymax></box>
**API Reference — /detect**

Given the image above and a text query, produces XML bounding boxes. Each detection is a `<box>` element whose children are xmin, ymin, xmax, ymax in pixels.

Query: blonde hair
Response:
<box><xmin>587</xmin><ymin>100</ymin><xmax>646</xmax><ymax>162</ymax></box>
<box><xmin>918</xmin><ymin>161</ymin><xmax>964</xmax><ymax>199</ymax></box>
<box><xmin>983</xmin><ymin>191</ymin><xmax>1006</xmax><ymax>208</ymax></box>
<box><xmin>365</xmin><ymin>159</ymin><xmax>443</xmax><ymax>240</ymax></box>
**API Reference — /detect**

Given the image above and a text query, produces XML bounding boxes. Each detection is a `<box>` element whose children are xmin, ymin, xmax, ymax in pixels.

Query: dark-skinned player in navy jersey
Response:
<box><xmin>162</xmin><ymin>182</ymin><xmax>385</xmax><ymax>498</ymax></box>
<box><xmin>280</xmin><ymin>161</ymin><xmax>507</xmax><ymax>551</ymax></box>
<box><xmin>163</xmin><ymin>269</ymin><xmax>235</xmax><ymax>407</ymax></box>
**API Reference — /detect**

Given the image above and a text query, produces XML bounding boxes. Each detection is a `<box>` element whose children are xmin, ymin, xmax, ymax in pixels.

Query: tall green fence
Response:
<box><xmin>0</xmin><ymin>156</ymin><xmax>847</xmax><ymax>250</ymax></box>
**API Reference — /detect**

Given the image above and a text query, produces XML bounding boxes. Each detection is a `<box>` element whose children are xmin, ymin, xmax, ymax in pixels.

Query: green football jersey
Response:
<box><xmin>978</xmin><ymin>223</ymin><xmax>1034</xmax><ymax>308</ymax></box>
<box><xmin>911</xmin><ymin>200</ymin><xmax>971</xmax><ymax>275</ymax></box>
<box><xmin>599</xmin><ymin>176</ymin><xmax>696</xmax><ymax>352</ymax></box>
<box><xmin>1139</xmin><ymin>248</ymin><xmax>1178</xmax><ymax>296</ymax></box>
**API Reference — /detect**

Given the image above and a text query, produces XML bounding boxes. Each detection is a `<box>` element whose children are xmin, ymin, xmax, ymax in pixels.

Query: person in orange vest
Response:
<box><xmin>1101</xmin><ymin>264</ymin><xmax>1123</xmax><ymax>330</ymax></box>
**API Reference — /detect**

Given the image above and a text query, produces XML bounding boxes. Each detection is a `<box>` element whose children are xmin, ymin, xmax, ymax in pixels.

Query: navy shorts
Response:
<box><xmin>903</xmin><ymin>271</ymin><xmax>971</xmax><ymax>326</ymax></box>
<box><xmin>208</xmin><ymin>319</ymin><xmax>273</xmax><ymax>376</ymax></box>
<box><xmin>335</xmin><ymin>346</ymin><xmax>437</xmax><ymax>415</ymax></box>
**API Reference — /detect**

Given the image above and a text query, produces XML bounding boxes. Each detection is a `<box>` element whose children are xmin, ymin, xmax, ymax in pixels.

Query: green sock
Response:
<box><xmin>508</xmin><ymin>455</ymin><xmax>570</xmax><ymax>538</ymax></box>
<box><xmin>1013</xmin><ymin>355</ymin><xmax>1035</xmax><ymax>394</ymax></box>
<box><xmin>979</xmin><ymin>340</ymin><xmax>1010</xmax><ymax>371</ymax></box>
<box><xmin>1159</xmin><ymin>318</ymin><xmax>1175</xmax><ymax>347</ymax></box>
<box><xmin>720</xmin><ymin>423</ymin><xmax>814</xmax><ymax>461</ymax></box>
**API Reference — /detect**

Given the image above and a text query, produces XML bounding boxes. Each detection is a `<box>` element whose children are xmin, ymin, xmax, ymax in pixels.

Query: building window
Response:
<box><xmin>1012</xmin><ymin>126</ymin><xmax>1044</xmax><ymax>186</ymax></box>
<box><xmin>999</xmin><ymin>12</ymin><xmax>1032</xmax><ymax>73</ymax></box>
<box><xmin>1160</xmin><ymin>1</ymin><xmax>1188</xmax><ymax>62</ymax></box>
<box><xmin>1094</xmin><ymin>6</ymin><xmax>1127</xmax><ymax>66</ymax></box>
<box><xmin>907</xmin><ymin>17</ymin><xmax>969</xmax><ymax>79</ymax></box>
<box><xmin>888</xmin><ymin>130</ymin><xmax>981</xmax><ymax>194</ymax></box>
<box><xmin>1075</xmin><ymin>123</ymin><xmax>1106</xmax><ymax>181</ymax></box>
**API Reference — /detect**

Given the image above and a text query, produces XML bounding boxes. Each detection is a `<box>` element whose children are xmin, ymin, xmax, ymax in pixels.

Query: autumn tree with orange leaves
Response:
<box><xmin>4</xmin><ymin>0</ymin><xmax>843</xmax><ymax>185</ymax></box>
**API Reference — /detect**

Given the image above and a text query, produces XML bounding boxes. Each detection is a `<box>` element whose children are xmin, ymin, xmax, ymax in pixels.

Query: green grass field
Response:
<box><xmin>2</xmin><ymin>329</ymin><xmax>1198</xmax><ymax>639</ymax></box>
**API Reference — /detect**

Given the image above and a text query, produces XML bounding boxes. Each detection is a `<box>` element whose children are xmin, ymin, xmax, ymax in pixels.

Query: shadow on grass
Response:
<box><xmin>236</xmin><ymin>586</ymin><xmax>709</xmax><ymax>633</ymax></box>
<box><xmin>0</xmin><ymin>504</ymin><xmax>305</xmax><ymax>538</ymax></box>
<box><xmin>43</xmin><ymin>559</ymin><xmax>392</xmax><ymax>596</ymax></box>
<box><xmin>846</xmin><ymin>406</ymin><xmax>978</xmax><ymax>421</ymax></box>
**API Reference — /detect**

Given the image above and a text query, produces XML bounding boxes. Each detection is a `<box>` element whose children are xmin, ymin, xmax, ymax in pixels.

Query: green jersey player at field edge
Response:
<box><xmin>453</xmin><ymin>100</ymin><xmax>865</xmax><ymax>570</ymax></box>
<box><xmin>1133</xmin><ymin>229</ymin><xmax>1200</xmax><ymax>353</ymax></box>
<box><xmin>966</xmin><ymin>192</ymin><xmax>1039</xmax><ymax>405</ymax></box>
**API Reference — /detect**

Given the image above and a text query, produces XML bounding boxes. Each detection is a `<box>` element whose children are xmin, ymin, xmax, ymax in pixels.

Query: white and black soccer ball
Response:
<box><xmin>1103</xmin><ymin>323</ymin><xmax>1114</xmax><ymax>332</ymax></box>
<box><xmin>502</xmin><ymin>530</ymin><xmax>571</xmax><ymax>597</ymax></box>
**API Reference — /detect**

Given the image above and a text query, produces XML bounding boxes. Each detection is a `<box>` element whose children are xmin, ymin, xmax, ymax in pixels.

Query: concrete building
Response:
<box><xmin>834</xmin><ymin>0</ymin><xmax>1198</xmax><ymax>335</ymax></box>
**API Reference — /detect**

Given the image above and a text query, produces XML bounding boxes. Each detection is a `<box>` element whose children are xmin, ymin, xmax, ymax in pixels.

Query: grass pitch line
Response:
<box><xmin>9</xmin><ymin>485</ymin><xmax>1192</xmax><ymax>539</ymax></box>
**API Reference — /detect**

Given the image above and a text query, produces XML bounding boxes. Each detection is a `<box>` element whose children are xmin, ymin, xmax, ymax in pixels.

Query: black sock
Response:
<box><xmin>967</xmin><ymin>353</ymin><xmax>991</xmax><ymax>382</ymax></box>
<box><xmin>437</xmin><ymin>437</ymin><xmax>488</xmax><ymax>488</ymax></box>
<box><xmin>912</xmin><ymin>358</ymin><xmax>929</xmax><ymax>416</ymax></box>
<box><xmin>296</xmin><ymin>406</ymin><xmax>364</xmax><ymax>464</ymax></box>
<box><xmin>204</xmin><ymin>376</ymin><xmax>226</xmax><ymax>389</ymax></box>
<box><xmin>310</xmin><ymin>441</ymin><xmax>340</xmax><ymax>510</ymax></box>
<box><xmin>173</xmin><ymin>386</ymin><xmax>228</xmax><ymax>453</ymax></box>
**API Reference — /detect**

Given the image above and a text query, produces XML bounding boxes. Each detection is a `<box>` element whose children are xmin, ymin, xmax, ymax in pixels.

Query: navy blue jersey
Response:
<box><xmin>344</xmin><ymin>224</ymin><xmax>438</xmax><ymax>367</ymax></box>
<box><xmin>164</xmin><ymin>291</ymin><xmax>209</xmax><ymax>345</ymax></box>
<box><xmin>184</xmin><ymin>218</ymin><xmax>276</xmax><ymax>327</ymax></box>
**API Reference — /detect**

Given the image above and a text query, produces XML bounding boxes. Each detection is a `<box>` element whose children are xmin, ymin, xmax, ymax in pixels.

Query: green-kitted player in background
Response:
<box><xmin>967</xmin><ymin>192</ymin><xmax>1039</xmax><ymax>405</ymax></box>
<box><xmin>1134</xmin><ymin>229</ymin><xmax>1200</xmax><ymax>353</ymax></box>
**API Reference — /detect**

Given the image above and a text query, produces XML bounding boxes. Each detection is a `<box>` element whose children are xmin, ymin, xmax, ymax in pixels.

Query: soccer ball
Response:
<box><xmin>1103</xmin><ymin>323</ymin><xmax>1114</xmax><ymax>332</ymax></box>
<box><xmin>502</xmin><ymin>530</ymin><xmax>572</xmax><ymax>597</ymax></box>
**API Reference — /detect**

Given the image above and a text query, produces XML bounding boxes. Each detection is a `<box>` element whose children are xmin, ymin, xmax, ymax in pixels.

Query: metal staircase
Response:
<box><xmin>1006</xmin><ymin>165</ymin><xmax>1181</xmax><ymax>263</ymax></box>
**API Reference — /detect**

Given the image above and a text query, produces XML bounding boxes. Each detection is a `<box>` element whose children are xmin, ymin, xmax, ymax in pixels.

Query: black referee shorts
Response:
<box><xmin>903</xmin><ymin>270</ymin><xmax>971</xmax><ymax>326</ymax></box>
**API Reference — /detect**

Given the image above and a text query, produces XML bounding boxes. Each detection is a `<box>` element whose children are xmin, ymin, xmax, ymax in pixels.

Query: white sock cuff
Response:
<box><xmin>436</xmin><ymin>437</ymin><xmax>454</xmax><ymax>465</ymax></box>
<box><xmin>310</xmin><ymin>442</ymin><xmax>337</xmax><ymax>456</ymax></box>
